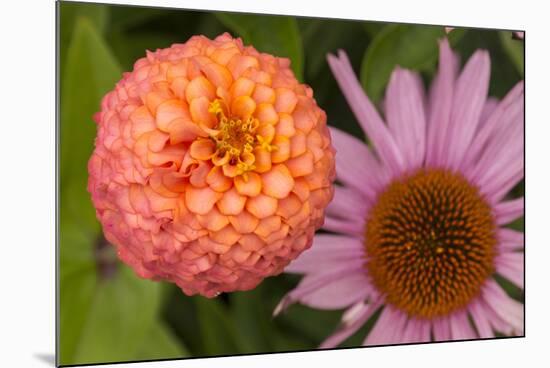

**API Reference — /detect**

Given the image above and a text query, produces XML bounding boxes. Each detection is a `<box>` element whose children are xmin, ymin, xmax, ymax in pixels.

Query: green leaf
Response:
<box><xmin>72</xmin><ymin>267</ymin><xmax>162</xmax><ymax>365</ymax></box>
<box><xmin>60</xmin><ymin>16</ymin><xmax>122</xmax><ymax>230</ymax></box>
<box><xmin>362</xmin><ymin>22</ymin><xmax>386</xmax><ymax>38</ymax></box>
<box><xmin>499</xmin><ymin>31</ymin><xmax>524</xmax><ymax>77</ymax></box>
<box><xmin>299</xmin><ymin>18</ymin><xmax>368</xmax><ymax>81</ymax></box>
<box><xmin>60</xmin><ymin>225</ymin><xmax>164</xmax><ymax>366</ymax></box>
<box><xmin>59</xmin><ymin>215</ymin><xmax>97</xmax><ymax>280</ymax></box>
<box><xmin>194</xmin><ymin>297</ymin><xmax>248</xmax><ymax>355</ymax></box>
<box><xmin>59</xmin><ymin>17</ymin><xmax>121</xmax><ymax>365</ymax></box>
<box><xmin>59</xmin><ymin>2</ymin><xmax>109</xmax><ymax>68</ymax></box>
<box><xmin>360</xmin><ymin>24</ymin><xmax>465</xmax><ymax>104</ymax></box>
<box><xmin>135</xmin><ymin>322</ymin><xmax>190</xmax><ymax>360</ymax></box>
<box><xmin>109</xmin><ymin>6</ymin><xmax>165</xmax><ymax>30</ymax></box>
<box><xmin>59</xmin><ymin>214</ymin><xmax>163</xmax><ymax>366</ymax></box>
<box><xmin>229</xmin><ymin>289</ymin><xmax>274</xmax><ymax>353</ymax></box>
<box><xmin>494</xmin><ymin>274</ymin><xmax>524</xmax><ymax>303</ymax></box>
<box><xmin>215</xmin><ymin>12</ymin><xmax>304</xmax><ymax>81</ymax></box>
<box><xmin>276</xmin><ymin>303</ymin><xmax>341</xmax><ymax>344</ymax></box>
<box><xmin>508</xmin><ymin>216</ymin><xmax>525</xmax><ymax>232</ymax></box>
<box><xmin>59</xmin><ymin>17</ymin><xmax>165</xmax><ymax>366</ymax></box>
<box><xmin>59</xmin><ymin>257</ymin><xmax>97</xmax><ymax>364</ymax></box>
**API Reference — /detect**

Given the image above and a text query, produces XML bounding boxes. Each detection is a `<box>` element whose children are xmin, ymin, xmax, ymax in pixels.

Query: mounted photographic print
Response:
<box><xmin>57</xmin><ymin>1</ymin><xmax>525</xmax><ymax>366</ymax></box>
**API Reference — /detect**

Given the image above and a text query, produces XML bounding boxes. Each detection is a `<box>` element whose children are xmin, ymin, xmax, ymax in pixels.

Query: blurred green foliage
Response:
<box><xmin>499</xmin><ymin>31</ymin><xmax>524</xmax><ymax>77</ymax></box>
<box><xmin>59</xmin><ymin>9</ymin><xmax>188</xmax><ymax>366</ymax></box>
<box><xmin>58</xmin><ymin>1</ymin><xmax>524</xmax><ymax>366</ymax></box>
<box><xmin>360</xmin><ymin>25</ymin><xmax>466</xmax><ymax>104</ymax></box>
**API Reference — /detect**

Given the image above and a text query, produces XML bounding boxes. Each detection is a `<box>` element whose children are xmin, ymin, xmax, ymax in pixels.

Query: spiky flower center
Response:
<box><xmin>208</xmin><ymin>99</ymin><xmax>276</xmax><ymax>179</ymax></box>
<box><xmin>365</xmin><ymin>169</ymin><xmax>497</xmax><ymax>319</ymax></box>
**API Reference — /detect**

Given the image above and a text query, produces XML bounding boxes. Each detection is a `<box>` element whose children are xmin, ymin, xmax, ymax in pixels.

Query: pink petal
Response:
<box><xmin>496</xmin><ymin>252</ymin><xmax>524</xmax><ymax>288</ymax></box>
<box><xmin>364</xmin><ymin>306</ymin><xmax>408</xmax><ymax>345</ymax></box>
<box><xmin>446</xmin><ymin>49</ymin><xmax>491</xmax><ymax>170</ymax></box>
<box><xmin>274</xmin><ymin>265</ymin><xmax>366</xmax><ymax>314</ymax></box>
<box><xmin>325</xmin><ymin>185</ymin><xmax>370</xmax><ymax>222</ymax></box>
<box><xmin>468</xmin><ymin>299</ymin><xmax>495</xmax><ymax>338</ymax></box>
<box><xmin>449</xmin><ymin>310</ymin><xmax>477</xmax><ymax>340</ymax></box>
<box><xmin>299</xmin><ymin>271</ymin><xmax>373</xmax><ymax>310</ymax></box>
<box><xmin>477</xmin><ymin>298</ymin><xmax>515</xmax><ymax>335</ymax></box>
<box><xmin>498</xmin><ymin>228</ymin><xmax>524</xmax><ymax>252</ymax></box>
<box><xmin>482</xmin><ymin>279</ymin><xmax>524</xmax><ymax>334</ymax></box>
<box><xmin>488</xmin><ymin>169</ymin><xmax>524</xmax><ymax>205</ymax></box>
<box><xmin>401</xmin><ymin>318</ymin><xmax>432</xmax><ymax>343</ymax></box>
<box><xmin>470</xmin><ymin>98</ymin><xmax>524</xmax><ymax>202</ymax></box>
<box><xmin>301</xmin><ymin>233</ymin><xmax>363</xmax><ymax>252</ymax></box>
<box><xmin>432</xmin><ymin>317</ymin><xmax>452</xmax><ymax>341</ymax></box>
<box><xmin>385</xmin><ymin>67</ymin><xmax>427</xmax><ymax>170</ymax></box>
<box><xmin>417</xmin><ymin>319</ymin><xmax>432</xmax><ymax>342</ymax></box>
<box><xmin>495</xmin><ymin>198</ymin><xmax>524</xmax><ymax>225</ymax></box>
<box><xmin>462</xmin><ymin>81</ymin><xmax>524</xmax><ymax>203</ymax></box>
<box><xmin>323</xmin><ymin>216</ymin><xmax>364</xmax><ymax>236</ymax></box>
<box><xmin>320</xmin><ymin>301</ymin><xmax>382</xmax><ymax>348</ymax></box>
<box><xmin>461</xmin><ymin>81</ymin><xmax>523</xmax><ymax>169</ymax></box>
<box><xmin>329</xmin><ymin>127</ymin><xmax>388</xmax><ymax>200</ymax></box>
<box><xmin>285</xmin><ymin>234</ymin><xmax>365</xmax><ymax>274</ymax></box>
<box><xmin>426</xmin><ymin>38</ymin><xmax>459</xmax><ymax>167</ymax></box>
<box><xmin>400</xmin><ymin>318</ymin><xmax>421</xmax><ymax>343</ymax></box>
<box><xmin>327</xmin><ymin>51</ymin><xmax>405</xmax><ymax>176</ymax></box>
<box><xmin>478</xmin><ymin>97</ymin><xmax>499</xmax><ymax>131</ymax></box>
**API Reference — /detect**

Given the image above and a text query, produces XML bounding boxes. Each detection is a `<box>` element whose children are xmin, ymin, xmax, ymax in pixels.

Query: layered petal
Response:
<box><xmin>88</xmin><ymin>33</ymin><xmax>335</xmax><ymax>297</ymax></box>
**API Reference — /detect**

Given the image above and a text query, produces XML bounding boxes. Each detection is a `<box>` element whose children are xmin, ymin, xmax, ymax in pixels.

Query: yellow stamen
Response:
<box><xmin>206</xmin><ymin>99</ymin><xmax>277</xmax><ymax>178</ymax></box>
<box><xmin>256</xmin><ymin>135</ymin><xmax>278</xmax><ymax>152</ymax></box>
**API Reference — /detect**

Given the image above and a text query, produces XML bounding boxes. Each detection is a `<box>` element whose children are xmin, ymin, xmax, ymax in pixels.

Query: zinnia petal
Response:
<box><xmin>88</xmin><ymin>33</ymin><xmax>335</xmax><ymax>297</ymax></box>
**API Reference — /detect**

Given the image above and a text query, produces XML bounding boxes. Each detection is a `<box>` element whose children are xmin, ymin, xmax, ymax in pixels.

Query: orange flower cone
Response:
<box><xmin>88</xmin><ymin>33</ymin><xmax>335</xmax><ymax>297</ymax></box>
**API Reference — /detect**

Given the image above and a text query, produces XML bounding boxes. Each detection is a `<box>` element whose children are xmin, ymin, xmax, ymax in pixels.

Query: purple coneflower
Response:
<box><xmin>275</xmin><ymin>39</ymin><xmax>524</xmax><ymax>347</ymax></box>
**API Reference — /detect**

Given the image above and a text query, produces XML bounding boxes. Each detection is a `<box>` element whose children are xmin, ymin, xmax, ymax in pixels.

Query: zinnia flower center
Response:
<box><xmin>365</xmin><ymin>168</ymin><xmax>497</xmax><ymax>319</ymax></box>
<box><xmin>207</xmin><ymin>99</ymin><xmax>276</xmax><ymax>178</ymax></box>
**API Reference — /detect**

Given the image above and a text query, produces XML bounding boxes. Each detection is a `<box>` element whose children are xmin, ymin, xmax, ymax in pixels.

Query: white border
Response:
<box><xmin>2</xmin><ymin>0</ymin><xmax>549</xmax><ymax>367</ymax></box>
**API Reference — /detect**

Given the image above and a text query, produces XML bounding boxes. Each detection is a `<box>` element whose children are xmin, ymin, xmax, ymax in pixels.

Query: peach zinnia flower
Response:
<box><xmin>88</xmin><ymin>33</ymin><xmax>335</xmax><ymax>297</ymax></box>
<box><xmin>276</xmin><ymin>39</ymin><xmax>524</xmax><ymax>346</ymax></box>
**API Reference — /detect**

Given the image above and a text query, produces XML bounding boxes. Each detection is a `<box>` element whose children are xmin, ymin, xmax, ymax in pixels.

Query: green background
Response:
<box><xmin>58</xmin><ymin>1</ymin><xmax>524</xmax><ymax>366</ymax></box>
